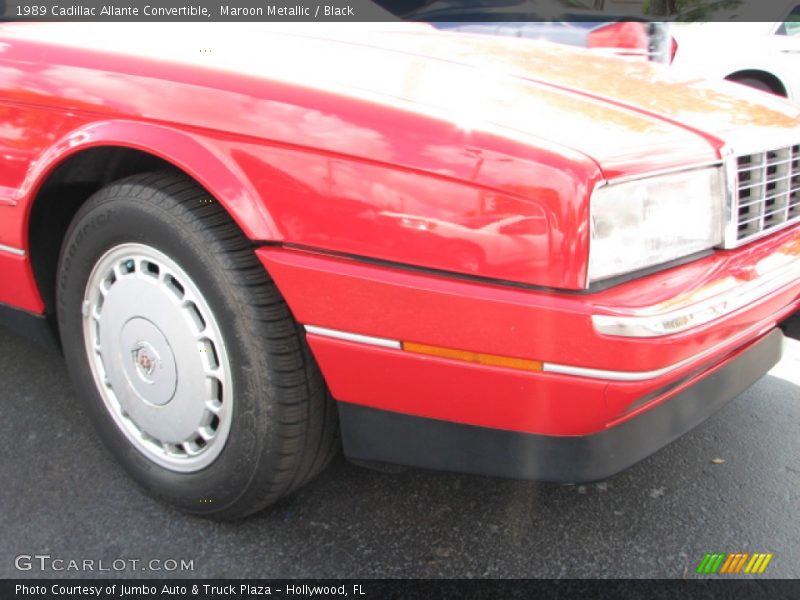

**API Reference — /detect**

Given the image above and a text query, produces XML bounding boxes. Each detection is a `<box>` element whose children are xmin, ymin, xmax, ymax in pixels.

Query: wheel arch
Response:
<box><xmin>724</xmin><ymin>69</ymin><xmax>788</xmax><ymax>97</ymax></box>
<box><xmin>24</xmin><ymin>120</ymin><xmax>281</xmax><ymax>315</ymax></box>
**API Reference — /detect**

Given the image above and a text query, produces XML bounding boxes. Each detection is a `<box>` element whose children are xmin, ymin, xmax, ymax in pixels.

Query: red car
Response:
<box><xmin>1</xmin><ymin>23</ymin><xmax>798</xmax><ymax>519</ymax></box>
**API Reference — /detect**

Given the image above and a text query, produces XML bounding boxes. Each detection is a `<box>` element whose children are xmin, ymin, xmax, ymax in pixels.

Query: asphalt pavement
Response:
<box><xmin>1</xmin><ymin>325</ymin><xmax>798</xmax><ymax>579</ymax></box>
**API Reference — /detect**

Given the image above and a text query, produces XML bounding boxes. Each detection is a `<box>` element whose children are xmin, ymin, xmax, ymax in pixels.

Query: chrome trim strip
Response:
<box><xmin>305</xmin><ymin>322</ymin><xmax>769</xmax><ymax>382</ymax></box>
<box><xmin>304</xmin><ymin>325</ymin><xmax>402</xmax><ymax>350</ymax></box>
<box><xmin>598</xmin><ymin>161</ymin><xmax>723</xmax><ymax>187</ymax></box>
<box><xmin>543</xmin><ymin>324</ymin><xmax>764</xmax><ymax>382</ymax></box>
<box><xmin>593</xmin><ymin>251</ymin><xmax>800</xmax><ymax>338</ymax></box>
<box><xmin>721</xmin><ymin>144</ymin><xmax>740</xmax><ymax>249</ymax></box>
<box><xmin>0</xmin><ymin>243</ymin><xmax>25</xmax><ymax>257</ymax></box>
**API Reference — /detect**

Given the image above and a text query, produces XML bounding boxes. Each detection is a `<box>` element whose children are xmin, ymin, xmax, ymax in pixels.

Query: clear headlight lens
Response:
<box><xmin>589</xmin><ymin>167</ymin><xmax>725</xmax><ymax>283</ymax></box>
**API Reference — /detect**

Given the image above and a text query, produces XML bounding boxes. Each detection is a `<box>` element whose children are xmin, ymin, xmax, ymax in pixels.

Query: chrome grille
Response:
<box><xmin>735</xmin><ymin>145</ymin><xmax>800</xmax><ymax>242</ymax></box>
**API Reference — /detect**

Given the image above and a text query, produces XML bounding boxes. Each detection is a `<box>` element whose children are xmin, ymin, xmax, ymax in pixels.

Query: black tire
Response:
<box><xmin>56</xmin><ymin>171</ymin><xmax>338</xmax><ymax>519</ymax></box>
<box><xmin>728</xmin><ymin>76</ymin><xmax>782</xmax><ymax>96</ymax></box>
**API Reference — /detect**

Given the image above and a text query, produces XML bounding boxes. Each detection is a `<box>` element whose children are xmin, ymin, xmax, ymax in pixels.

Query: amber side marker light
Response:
<box><xmin>401</xmin><ymin>341</ymin><xmax>543</xmax><ymax>372</ymax></box>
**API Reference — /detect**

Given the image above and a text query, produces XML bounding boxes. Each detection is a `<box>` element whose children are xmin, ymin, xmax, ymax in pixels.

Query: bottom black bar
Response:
<box><xmin>3</xmin><ymin>578</ymin><xmax>799</xmax><ymax>600</ymax></box>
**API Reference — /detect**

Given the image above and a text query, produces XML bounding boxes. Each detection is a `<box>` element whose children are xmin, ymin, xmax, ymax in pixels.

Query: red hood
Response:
<box><xmin>317</xmin><ymin>26</ymin><xmax>800</xmax><ymax>175</ymax></box>
<box><xmin>3</xmin><ymin>23</ymin><xmax>800</xmax><ymax>178</ymax></box>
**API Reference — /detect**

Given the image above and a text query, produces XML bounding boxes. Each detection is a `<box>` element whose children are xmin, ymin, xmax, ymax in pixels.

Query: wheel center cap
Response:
<box><xmin>118</xmin><ymin>317</ymin><xmax>178</xmax><ymax>407</ymax></box>
<box><xmin>132</xmin><ymin>341</ymin><xmax>159</xmax><ymax>382</ymax></box>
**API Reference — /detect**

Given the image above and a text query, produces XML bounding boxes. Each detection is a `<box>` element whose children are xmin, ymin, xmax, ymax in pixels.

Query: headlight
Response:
<box><xmin>589</xmin><ymin>167</ymin><xmax>725</xmax><ymax>283</ymax></box>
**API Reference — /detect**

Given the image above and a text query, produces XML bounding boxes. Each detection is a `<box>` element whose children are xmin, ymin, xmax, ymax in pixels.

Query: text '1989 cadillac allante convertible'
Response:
<box><xmin>0</xmin><ymin>23</ymin><xmax>798</xmax><ymax>518</ymax></box>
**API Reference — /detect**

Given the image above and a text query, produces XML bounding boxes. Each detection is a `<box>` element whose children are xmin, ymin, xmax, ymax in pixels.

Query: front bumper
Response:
<box><xmin>338</xmin><ymin>329</ymin><xmax>784</xmax><ymax>482</ymax></box>
<box><xmin>257</xmin><ymin>225</ymin><xmax>800</xmax><ymax>438</ymax></box>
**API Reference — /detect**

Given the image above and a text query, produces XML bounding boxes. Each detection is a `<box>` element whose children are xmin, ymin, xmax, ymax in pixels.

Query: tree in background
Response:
<box><xmin>648</xmin><ymin>0</ymin><xmax>677</xmax><ymax>15</ymax></box>
<box><xmin>647</xmin><ymin>0</ymin><xmax>742</xmax><ymax>17</ymax></box>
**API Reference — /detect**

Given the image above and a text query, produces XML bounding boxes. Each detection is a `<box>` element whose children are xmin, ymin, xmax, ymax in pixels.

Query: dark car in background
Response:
<box><xmin>384</xmin><ymin>0</ymin><xmax>675</xmax><ymax>63</ymax></box>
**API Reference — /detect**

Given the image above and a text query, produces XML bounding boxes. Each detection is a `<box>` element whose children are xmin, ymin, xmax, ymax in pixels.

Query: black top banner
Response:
<box><xmin>0</xmin><ymin>0</ymin><xmax>796</xmax><ymax>22</ymax></box>
<box><xmin>0</xmin><ymin>1</ymin><xmax>398</xmax><ymax>21</ymax></box>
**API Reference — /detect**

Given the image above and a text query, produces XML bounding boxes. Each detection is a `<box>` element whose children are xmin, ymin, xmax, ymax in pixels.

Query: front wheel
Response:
<box><xmin>57</xmin><ymin>172</ymin><xmax>338</xmax><ymax>519</ymax></box>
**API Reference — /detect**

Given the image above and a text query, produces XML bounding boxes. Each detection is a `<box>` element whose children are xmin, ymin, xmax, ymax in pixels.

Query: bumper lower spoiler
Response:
<box><xmin>338</xmin><ymin>329</ymin><xmax>784</xmax><ymax>482</ymax></box>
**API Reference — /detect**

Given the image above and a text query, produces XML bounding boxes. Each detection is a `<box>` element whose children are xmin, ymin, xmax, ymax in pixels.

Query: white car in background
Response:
<box><xmin>670</xmin><ymin>2</ymin><xmax>800</xmax><ymax>99</ymax></box>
